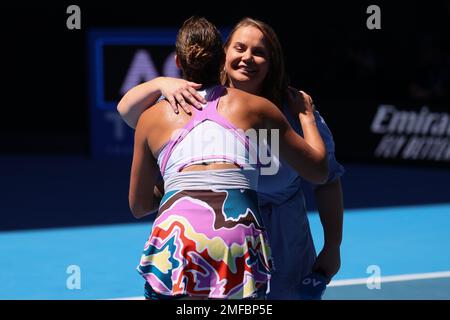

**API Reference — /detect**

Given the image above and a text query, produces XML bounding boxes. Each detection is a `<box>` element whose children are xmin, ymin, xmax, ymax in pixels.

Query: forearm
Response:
<box><xmin>298</xmin><ymin>113</ymin><xmax>329</xmax><ymax>182</ymax></box>
<box><xmin>299</xmin><ymin>113</ymin><xmax>326</xmax><ymax>158</ymax></box>
<box><xmin>314</xmin><ymin>178</ymin><xmax>344</xmax><ymax>247</ymax></box>
<box><xmin>117</xmin><ymin>77</ymin><xmax>165</xmax><ymax>128</ymax></box>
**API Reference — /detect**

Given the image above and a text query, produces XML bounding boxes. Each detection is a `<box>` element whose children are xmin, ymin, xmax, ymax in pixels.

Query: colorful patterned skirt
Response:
<box><xmin>137</xmin><ymin>188</ymin><xmax>273</xmax><ymax>299</ymax></box>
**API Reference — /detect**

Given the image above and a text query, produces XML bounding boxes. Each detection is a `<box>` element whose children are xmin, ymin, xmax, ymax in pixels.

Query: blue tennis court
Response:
<box><xmin>1</xmin><ymin>157</ymin><xmax>449</xmax><ymax>300</ymax></box>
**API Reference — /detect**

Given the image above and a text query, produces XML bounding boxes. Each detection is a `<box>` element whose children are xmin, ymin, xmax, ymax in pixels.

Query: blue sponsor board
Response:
<box><xmin>87</xmin><ymin>29</ymin><xmax>180</xmax><ymax>158</ymax></box>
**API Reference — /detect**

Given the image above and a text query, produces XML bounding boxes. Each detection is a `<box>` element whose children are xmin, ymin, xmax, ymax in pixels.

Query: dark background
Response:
<box><xmin>2</xmin><ymin>1</ymin><xmax>449</xmax><ymax>157</ymax></box>
<box><xmin>1</xmin><ymin>1</ymin><xmax>449</xmax><ymax>230</ymax></box>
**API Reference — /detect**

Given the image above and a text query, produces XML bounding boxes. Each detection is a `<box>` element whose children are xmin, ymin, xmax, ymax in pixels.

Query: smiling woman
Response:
<box><xmin>125</xmin><ymin>16</ymin><xmax>328</xmax><ymax>300</ymax></box>
<box><xmin>223</xmin><ymin>26</ymin><xmax>270</xmax><ymax>96</ymax></box>
<box><xmin>221</xmin><ymin>18</ymin><xmax>288</xmax><ymax>108</ymax></box>
<box><xmin>117</xmin><ymin>16</ymin><xmax>341</xmax><ymax>300</ymax></box>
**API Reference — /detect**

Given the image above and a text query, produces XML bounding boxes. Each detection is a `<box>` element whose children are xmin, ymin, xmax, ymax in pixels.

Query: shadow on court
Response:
<box><xmin>1</xmin><ymin>156</ymin><xmax>449</xmax><ymax>231</ymax></box>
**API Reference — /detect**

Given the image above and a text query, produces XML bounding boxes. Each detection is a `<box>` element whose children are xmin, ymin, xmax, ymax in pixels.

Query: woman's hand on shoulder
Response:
<box><xmin>286</xmin><ymin>87</ymin><xmax>316</xmax><ymax>118</ymax></box>
<box><xmin>159</xmin><ymin>77</ymin><xmax>207</xmax><ymax>114</ymax></box>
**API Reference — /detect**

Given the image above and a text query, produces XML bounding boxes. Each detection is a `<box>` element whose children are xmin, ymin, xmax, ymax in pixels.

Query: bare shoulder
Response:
<box><xmin>223</xmin><ymin>87</ymin><xmax>281</xmax><ymax>129</ymax></box>
<box><xmin>226</xmin><ymin>87</ymin><xmax>274</xmax><ymax>113</ymax></box>
<box><xmin>136</xmin><ymin>100</ymin><xmax>171</xmax><ymax>131</ymax></box>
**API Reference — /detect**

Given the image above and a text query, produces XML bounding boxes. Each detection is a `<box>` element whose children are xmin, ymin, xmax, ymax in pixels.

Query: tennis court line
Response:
<box><xmin>109</xmin><ymin>270</ymin><xmax>450</xmax><ymax>299</ymax></box>
<box><xmin>329</xmin><ymin>270</ymin><xmax>450</xmax><ymax>287</ymax></box>
<box><xmin>109</xmin><ymin>296</ymin><xmax>145</xmax><ymax>300</ymax></box>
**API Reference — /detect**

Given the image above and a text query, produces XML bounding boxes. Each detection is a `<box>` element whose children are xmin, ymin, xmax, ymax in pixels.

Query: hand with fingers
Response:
<box><xmin>312</xmin><ymin>245</ymin><xmax>341</xmax><ymax>282</ymax></box>
<box><xmin>286</xmin><ymin>87</ymin><xmax>316</xmax><ymax>118</ymax></box>
<box><xmin>158</xmin><ymin>77</ymin><xmax>207</xmax><ymax>114</ymax></box>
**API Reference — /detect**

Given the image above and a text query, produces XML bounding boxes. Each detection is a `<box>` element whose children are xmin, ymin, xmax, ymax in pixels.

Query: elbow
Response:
<box><xmin>117</xmin><ymin>100</ymin><xmax>135</xmax><ymax>129</ymax></box>
<box><xmin>129</xmin><ymin>198</ymin><xmax>155</xmax><ymax>219</ymax></box>
<box><xmin>129</xmin><ymin>204</ymin><xmax>153</xmax><ymax>219</ymax></box>
<box><xmin>117</xmin><ymin>98</ymin><xmax>128</xmax><ymax>118</ymax></box>
<box><xmin>129</xmin><ymin>202</ymin><xmax>143</xmax><ymax>219</ymax></box>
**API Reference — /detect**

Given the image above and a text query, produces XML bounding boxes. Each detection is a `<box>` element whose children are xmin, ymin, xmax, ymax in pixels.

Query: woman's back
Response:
<box><xmin>141</xmin><ymin>86</ymin><xmax>270</xmax><ymax>189</ymax></box>
<box><xmin>136</xmin><ymin>85</ymin><xmax>274</xmax><ymax>300</ymax></box>
<box><xmin>144</xmin><ymin>86</ymin><xmax>262</xmax><ymax>165</ymax></box>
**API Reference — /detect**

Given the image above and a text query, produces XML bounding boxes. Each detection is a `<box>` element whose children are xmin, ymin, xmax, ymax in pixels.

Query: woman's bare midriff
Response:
<box><xmin>180</xmin><ymin>162</ymin><xmax>239</xmax><ymax>172</ymax></box>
